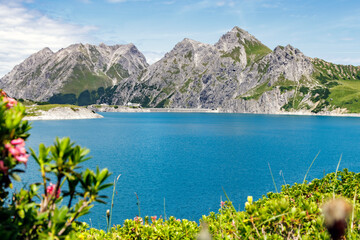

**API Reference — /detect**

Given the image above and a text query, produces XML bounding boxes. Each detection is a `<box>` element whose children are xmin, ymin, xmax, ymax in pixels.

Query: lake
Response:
<box><xmin>24</xmin><ymin>112</ymin><xmax>360</xmax><ymax>229</ymax></box>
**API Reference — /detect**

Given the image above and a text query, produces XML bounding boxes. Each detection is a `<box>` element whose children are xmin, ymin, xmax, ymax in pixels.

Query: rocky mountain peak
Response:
<box><xmin>99</xmin><ymin>43</ymin><xmax>107</xmax><ymax>49</ymax></box>
<box><xmin>166</xmin><ymin>38</ymin><xmax>212</xmax><ymax>59</ymax></box>
<box><xmin>175</xmin><ymin>38</ymin><xmax>202</xmax><ymax>49</ymax></box>
<box><xmin>2</xmin><ymin>47</ymin><xmax>54</xmax><ymax>78</ymax></box>
<box><xmin>215</xmin><ymin>26</ymin><xmax>261</xmax><ymax>52</ymax></box>
<box><xmin>230</xmin><ymin>26</ymin><xmax>248</xmax><ymax>35</ymax></box>
<box><xmin>272</xmin><ymin>44</ymin><xmax>307</xmax><ymax>61</ymax></box>
<box><xmin>39</xmin><ymin>47</ymin><xmax>54</xmax><ymax>56</ymax></box>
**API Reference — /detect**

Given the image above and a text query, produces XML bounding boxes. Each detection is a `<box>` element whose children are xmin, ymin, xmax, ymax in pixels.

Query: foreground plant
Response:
<box><xmin>0</xmin><ymin>90</ymin><xmax>112</xmax><ymax>239</ymax></box>
<box><xmin>76</xmin><ymin>169</ymin><xmax>360</xmax><ymax>239</ymax></box>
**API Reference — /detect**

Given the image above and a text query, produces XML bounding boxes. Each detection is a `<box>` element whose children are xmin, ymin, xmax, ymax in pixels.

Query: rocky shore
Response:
<box><xmin>24</xmin><ymin>106</ymin><xmax>103</xmax><ymax>121</ymax></box>
<box><xmin>24</xmin><ymin>104</ymin><xmax>360</xmax><ymax>121</ymax></box>
<box><xmin>87</xmin><ymin>105</ymin><xmax>360</xmax><ymax>117</ymax></box>
<box><xmin>86</xmin><ymin>105</ymin><xmax>219</xmax><ymax>113</ymax></box>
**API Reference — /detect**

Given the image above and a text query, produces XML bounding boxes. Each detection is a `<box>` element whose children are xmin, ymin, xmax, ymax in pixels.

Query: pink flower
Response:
<box><xmin>220</xmin><ymin>201</ymin><xmax>225</xmax><ymax>208</ymax></box>
<box><xmin>0</xmin><ymin>161</ymin><xmax>8</xmax><ymax>174</ymax></box>
<box><xmin>15</xmin><ymin>155</ymin><xmax>29</xmax><ymax>163</ymax></box>
<box><xmin>11</xmin><ymin>138</ymin><xmax>25</xmax><ymax>146</ymax></box>
<box><xmin>5</xmin><ymin>138</ymin><xmax>28</xmax><ymax>164</ymax></box>
<box><xmin>151</xmin><ymin>216</ymin><xmax>157</xmax><ymax>222</ymax></box>
<box><xmin>2</xmin><ymin>96</ymin><xmax>17</xmax><ymax>108</ymax></box>
<box><xmin>134</xmin><ymin>216</ymin><xmax>143</xmax><ymax>224</ymax></box>
<box><xmin>176</xmin><ymin>219</ymin><xmax>180</xmax><ymax>222</ymax></box>
<box><xmin>6</xmin><ymin>98</ymin><xmax>17</xmax><ymax>108</ymax></box>
<box><xmin>232</xmin><ymin>220</ymin><xmax>236</xmax><ymax>227</ymax></box>
<box><xmin>0</xmin><ymin>90</ymin><xmax>7</xmax><ymax>97</ymax></box>
<box><xmin>8</xmin><ymin>147</ymin><xmax>19</xmax><ymax>156</ymax></box>
<box><xmin>47</xmin><ymin>183</ymin><xmax>60</xmax><ymax>199</ymax></box>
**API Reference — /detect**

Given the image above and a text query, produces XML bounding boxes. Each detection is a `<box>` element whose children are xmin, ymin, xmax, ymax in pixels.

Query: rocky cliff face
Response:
<box><xmin>1</xmin><ymin>26</ymin><xmax>358</xmax><ymax>113</ymax></box>
<box><xmin>0</xmin><ymin>43</ymin><xmax>148</xmax><ymax>104</ymax></box>
<box><xmin>106</xmin><ymin>27</ymin><xmax>315</xmax><ymax>114</ymax></box>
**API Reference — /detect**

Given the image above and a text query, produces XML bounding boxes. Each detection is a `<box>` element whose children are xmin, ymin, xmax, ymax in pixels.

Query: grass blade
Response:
<box><xmin>268</xmin><ymin>162</ymin><xmax>278</xmax><ymax>193</ymax></box>
<box><xmin>163</xmin><ymin>197</ymin><xmax>167</xmax><ymax>221</ymax></box>
<box><xmin>335</xmin><ymin>154</ymin><xmax>342</xmax><ymax>179</ymax></box>
<box><xmin>135</xmin><ymin>192</ymin><xmax>141</xmax><ymax>217</ymax></box>
<box><xmin>351</xmin><ymin>188</ymin><xmax>357</xmax><ymax>232</ymax></box>
<box><xmin>280</xmin><ymin>170</ymin><xmax>287</xmax><ymax>185</ymax></box>
<box><xmin>303</xmin><ymin>151</ymin><xmax>320</xmax><ymax>184</ymax></box>
<box><xmin>222</xmin><ymin>187</ymin><xmax>236</xmax><ymax>211</ymax></box>
<box><xmin>108</xmin><ymin>174</ymin><xmax>121</xmax><ymax>233</ymax></box>
<box><xmin>333</xmin><ymin>154</ymin><xmax>343</xmax><ymax>198</ymax></box>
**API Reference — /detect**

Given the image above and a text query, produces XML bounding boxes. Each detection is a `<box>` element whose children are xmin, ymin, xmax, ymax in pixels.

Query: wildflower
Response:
<box><xmin>106</xmin><ymin>209</ymin><xmax>110</xmax><ymax>217</ymax></box>
<box><xmin>47</xmin><ymin>183</ymin><xmax>61</xmax><ymax>198</ymax></box>
<box><xmin>0</xmin><ymin>90</ymin><xmax>6</xmax><ymax>97</ymax></box>
<box><xmin>176</xmin><ymin>219</ymin><xmax>180</xmax><ymax>222</ymax></box>
<box><xmin>0</xmin><ymin>161</ymin><xmax>8</xmax><ymax>174</ymax></box>
<box><xmin>11</xmin><ymin>138</ymin><xmax>25</xmax><ymax>146</ymax></box>
<box><xmin>220</xmin><ymin>201</ymin><xmax>225</xmax><ymax>208</ymax></box>
<box><xmin>2</xmin><ymin>96</ymin><xmax>17</xmax><ymax>108</ymax></box>
<box><xmin>15</xmin><ymin>155</ymin><xmax>28</xmax><ymax>163</ymax></box>
<box><xmin>134</xmin><ymin>216</ymin><xmax>143</xmax><ymax>224</ymax></box>
<box><xmin>151</xmin><ymin>216</ymin><xmax>157</xmax><ymax>222</ymax></box>
<box><xmin>6</xmin><ymin>97</ymin><xmax>17</xmax><ymax>108</ymax></box>
<box><xmin>232</xmin><ymin>220</ymin><xmax>236</xmax><ymax>227</ymax></box>
<box><xmin>5</xmin><ymin>138</ymin><xmax>28</xmax><ymax>164</ymax></box>
<box><xmin>245</xmin><ymin>196</ymin><xmax>253</xmax><ymax>208</ymax></box>
<box><xmin>78</xmin><ymin>233</ymin><xmax>85</xmax><ymax>240</ymax></box>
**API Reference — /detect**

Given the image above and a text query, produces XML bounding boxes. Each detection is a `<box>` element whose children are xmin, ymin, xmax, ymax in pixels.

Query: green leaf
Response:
<box><xmin>98</xmin><ymin>183</ymin><xmax>113</xmax><ymax>191</ymax></box>
<box><xmin>11</xmin><ymin>173</ymin><xmax>21</xmax><ymax>182</ymax></box>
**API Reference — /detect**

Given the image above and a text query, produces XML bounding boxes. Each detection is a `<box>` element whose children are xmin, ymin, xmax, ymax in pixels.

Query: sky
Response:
<box><xmin>0</xmin><ymin>0</ymin><xmax>359</xmax><ymax>77</ymax></box>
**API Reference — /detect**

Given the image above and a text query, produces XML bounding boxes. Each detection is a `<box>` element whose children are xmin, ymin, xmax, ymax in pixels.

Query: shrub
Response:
<box><xmin>0</xmin><ymin>90</ymin><xmax>112</xmax><ymax>239</ymax></box>
<box><xmin>77</xmin><ymin>169</ymin><xmax>360</xmax><ymax>239</ymax></box>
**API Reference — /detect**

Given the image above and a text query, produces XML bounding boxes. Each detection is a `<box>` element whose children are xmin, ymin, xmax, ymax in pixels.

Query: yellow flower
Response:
<box><xmin>247</xmin><ymin>196</ymin><xmax>253</xmax><ymax>204</ymax></box>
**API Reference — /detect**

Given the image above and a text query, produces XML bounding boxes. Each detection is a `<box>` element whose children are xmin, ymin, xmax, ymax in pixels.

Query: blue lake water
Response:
<box><xmin>23</xmin><ymin>113</ymin><xmax>360</xmax><ymax>229</ymax></box>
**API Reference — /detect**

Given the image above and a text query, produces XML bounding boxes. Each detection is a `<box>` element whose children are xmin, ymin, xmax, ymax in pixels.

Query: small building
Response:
<box><xmin>126</xmin><ymin>102</ymin><xmax>141</xmax><ymax>107</ymax></box>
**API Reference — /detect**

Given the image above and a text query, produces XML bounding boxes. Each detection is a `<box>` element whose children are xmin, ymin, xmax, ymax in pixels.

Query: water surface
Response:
<box><xmin>25</xmin><ymin>113</ymin><xmax>360</xmax><ymax>228</ymax></box>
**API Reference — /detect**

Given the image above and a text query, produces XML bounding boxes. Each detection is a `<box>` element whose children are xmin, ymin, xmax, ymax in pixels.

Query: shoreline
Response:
<box><xmin>24</xmin><ymin>106</ymin><xmax>103</xmax><ymax>121</ymax></box>
<box><xmin>90</xmin><ymin>105</ymin><xmax>360</xmax><ymax>118</ymax></box>
<box><xmin>25</xmin><ymin>105</ymin><xmax>360</xmax><ymax>120</ymax></box>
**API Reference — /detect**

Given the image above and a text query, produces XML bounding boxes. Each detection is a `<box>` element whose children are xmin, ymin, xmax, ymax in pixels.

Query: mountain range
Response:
<box><xmin>1</xmin><ymin>26</ymin><xmax>360</xmax><ymax>114</ymax></box>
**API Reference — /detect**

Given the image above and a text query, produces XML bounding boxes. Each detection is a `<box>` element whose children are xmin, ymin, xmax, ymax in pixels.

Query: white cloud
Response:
<box><xmin>0</xmin><ymin>2</ymin><xmax>96</xmax><ymax>77</ymax></box>
<box><xmin>340</xmin><ymin>37</ymin><xmax>354</xmax><ymax>41</ymax></box>
<box><xmin>142</xmin><ymin>51</ymin><xmax>165</xmax><ymax>65</ymax></box>
<box><xmin>327</xmin><ymin>57</ymin><xmax>360</xmax><ymax>66</ymax></box>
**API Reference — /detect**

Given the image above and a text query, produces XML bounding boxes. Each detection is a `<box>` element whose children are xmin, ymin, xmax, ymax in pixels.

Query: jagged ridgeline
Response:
<box><xmin>1</xmin><ymin>26</ymin><xmax>360</xmax><ymax>113</ymax></box>
<box><xmin>0</xmin><ymin>43</ymin><xmax>148</xmax><ymax>106</ymax></box>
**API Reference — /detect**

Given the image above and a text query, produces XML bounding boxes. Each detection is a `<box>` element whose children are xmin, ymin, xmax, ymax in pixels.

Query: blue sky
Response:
<box><xmin>0</xmin><ymin>0</ymin><xmax>359</xmax><ymax>76</ymax></box>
